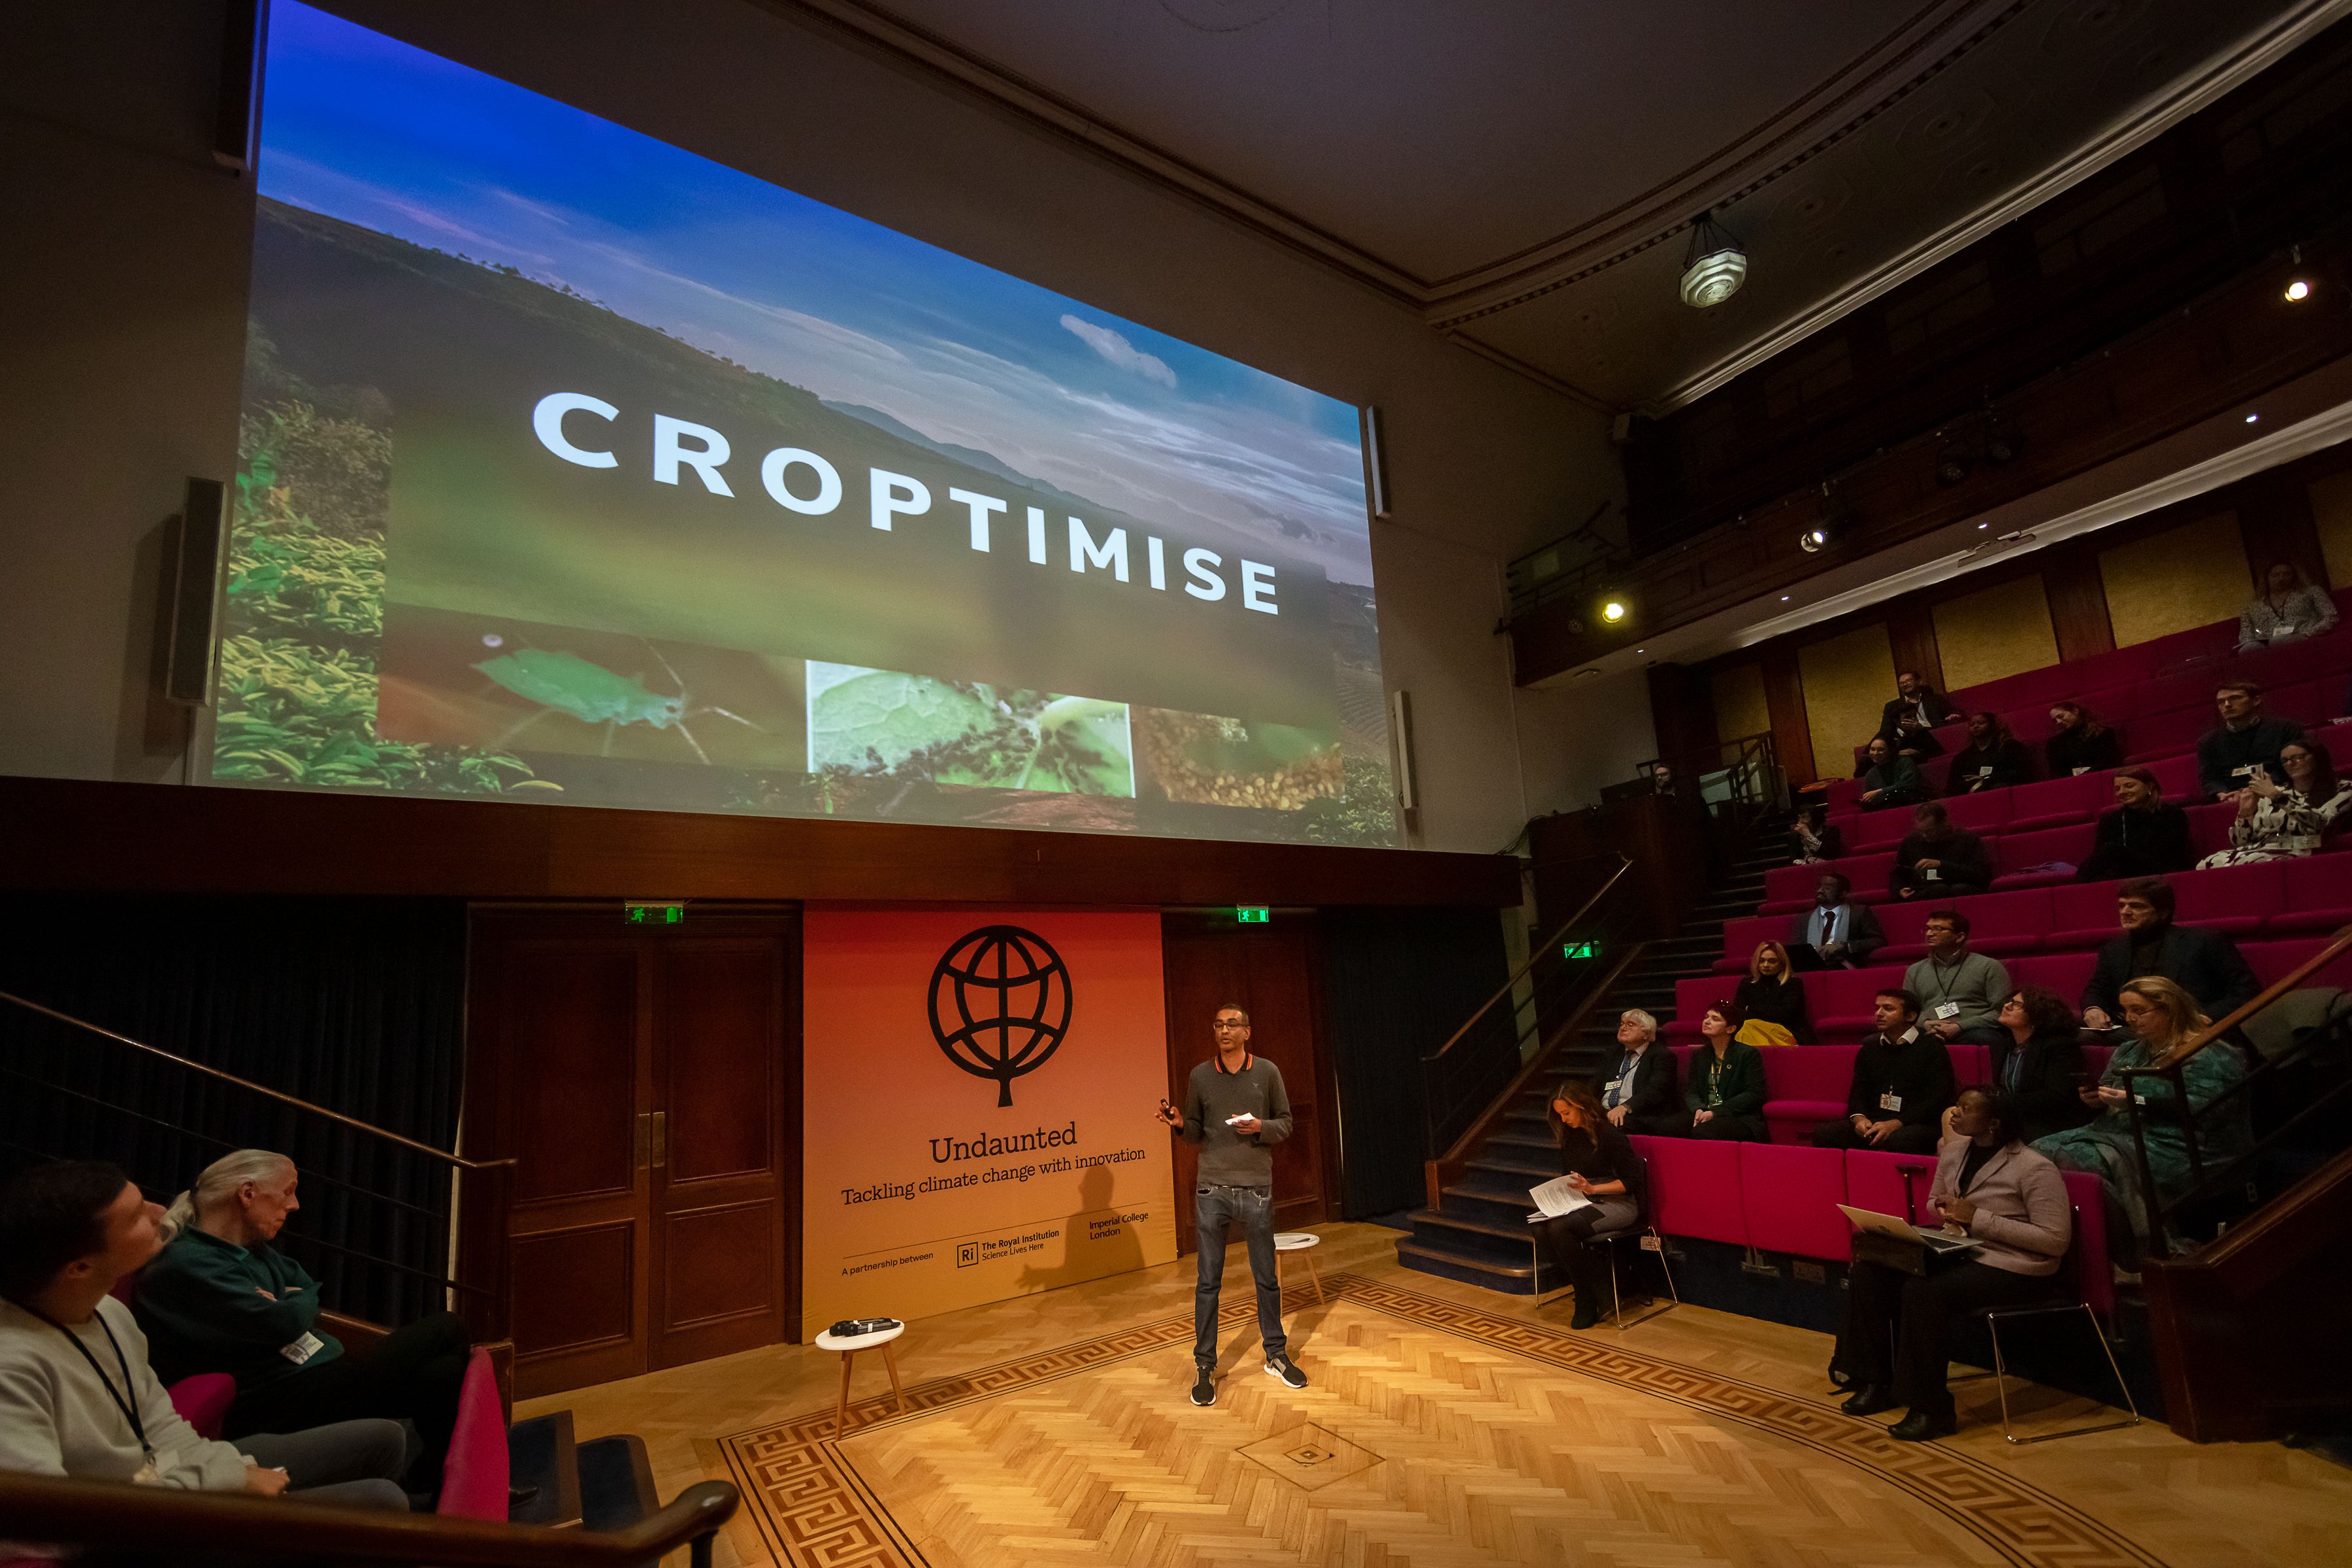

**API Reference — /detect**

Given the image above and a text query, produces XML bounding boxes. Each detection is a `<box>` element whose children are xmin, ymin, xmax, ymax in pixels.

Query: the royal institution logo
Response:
<box><xmin>927</xmin><ymin>925</ymin><xmax>1073</xmax><ymax>1107</ymax></box>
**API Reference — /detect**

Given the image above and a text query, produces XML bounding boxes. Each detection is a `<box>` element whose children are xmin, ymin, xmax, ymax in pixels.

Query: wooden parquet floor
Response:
<box><xmin>522</xmin><ymin>1224</ymin><xmax>2352</xmax><ymax>1568</ymax></box>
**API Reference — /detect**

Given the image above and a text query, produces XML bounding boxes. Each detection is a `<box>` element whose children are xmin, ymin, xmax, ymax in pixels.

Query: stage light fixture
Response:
<box><xmin>1679</xmin><ymin>211</ymin><xmax>1748</xmax><ymax>308</ymax></box>
<box><xmin>1799</xmin><ymin>526</ymin><xmax>1829</xmax><ymax>553</ymax></box>
<box><xmin>1600</xmin><ymin>595</ymin><xmax>1631</xmax><ymax>624</ymax></box>
<box><xmin>2286</xmin><ymin>278</ymin><xmax>2312</xmax><ymax>302</ymax></box>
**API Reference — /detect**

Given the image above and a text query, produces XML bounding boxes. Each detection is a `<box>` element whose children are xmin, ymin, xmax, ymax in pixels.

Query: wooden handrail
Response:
<box><xmin>1422</xmin><ymin>857</ymin><xmax>1631</xmax><ymax>1065</ymax></box>
<box><xmin>2147</xmin><ymin>922</ymin><xmax>2352</xmax><ymax>1070</ymax></box>
<box><xmin>0</xmin><ymin>988</ymin><xmax>514</xmax><ymax>1170</ymax></box>
<box><xmin>0</xmin><ymin>1473</ymin><xmax>737</xmax><ymax>1565</ymax></box>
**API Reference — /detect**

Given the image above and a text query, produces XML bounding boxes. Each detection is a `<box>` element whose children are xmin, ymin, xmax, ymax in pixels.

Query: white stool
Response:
<box><xmin>812</xmin><ymin>1322</ymin><xmax>906</xmax><ymax>1434</ymax></box>
<box><xmin>1272</xmin><ymin>1232</ymin><xmax>1324</xmax><ymax>1305</ymax></box>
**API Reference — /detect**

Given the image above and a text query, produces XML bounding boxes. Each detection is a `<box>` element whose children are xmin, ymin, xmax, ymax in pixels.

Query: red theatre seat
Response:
<box><xmin>435</xmin><ymin>1348</ymin><xmax>510</xmax><ymax>1522</ymax></box>
<box><xmin>1630</xmin><ymin>1135</ymin><xmax>1746</xmax><ymax>1245</ymax></box>
<box><xmin>2008</xmin><ymin>951</ymin><xmax>2097</xmax><ymax>1003</ymax></box>
<box><xmin>1991</xmin><ymin>824</ymin><xmax>2094</xmax><ymax>890</ymax></box>
<box><xmin>2006</xmin><ymin>770</ymin><xmax>2110</xmax><ymax>830</ymax></box>
<box><xmin>168</xmin><ymin>1373</ymin><xmax>237</xmax><ymax>1441</ymax></box>
<box><xmin>1739</xmin><ymin>1143</ymin><xmax>1852</xmax><ymax>1260</ymax></box>
<box><xmin>2125</xmin><ymin>706</ymin><xmax>2214</xmax><ymax>764</ymax></box>
<box><xmin>1842</xmin><ymin>1148</ymin><xmax>1943</xmax><ymax>1229</ymax></box>
<box><xmin>2274</xmin><ymin>855</ymin><xmax>2352</xmax><ymax>936</ymax></box>
<box><xmin>1759</xmin><ymin>1045</ymin><xmax>1857</xmax><ymax>1143</ymax></box>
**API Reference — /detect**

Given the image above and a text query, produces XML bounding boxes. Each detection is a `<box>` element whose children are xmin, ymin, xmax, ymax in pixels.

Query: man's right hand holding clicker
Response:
<box><xmin>1156</xmin><ymin>1100</ymin><xmax>1183</xmax><ymax>1128</ymax></box>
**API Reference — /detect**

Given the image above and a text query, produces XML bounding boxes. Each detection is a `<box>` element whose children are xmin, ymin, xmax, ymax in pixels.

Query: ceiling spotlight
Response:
<box><xmin>1799</xmin><ymin>526</ymin><xmax>1831</xmax><ymax>553</ymax></box>
<box><xmin>1780</xmin><ymin>595</ymin><xmax>1791</xmax><ymax>602</ymax></box>
<box><xmin>2246</xmin><ymin>414</ymin><xmax>2261</xmax><ymax>424</ymax></box>
<box><xmin>1600</xmin><ymin>595</ymin><xmax>1631</xmax><ymax>624</ymax></box>
<box><xmin>1935</xmin><ymin>448</ymin><xmax>1972</xmax><ymax>487</ymax></box>
<box><xmin>2286</xmin><ymin>278</ymin><xmax>2312</xmax><ymax>302</ymax></box>
<box><xmin>1679</xmin><ymin>211</ymin><xmax>1748</xmax><ymax>309</ymax></box>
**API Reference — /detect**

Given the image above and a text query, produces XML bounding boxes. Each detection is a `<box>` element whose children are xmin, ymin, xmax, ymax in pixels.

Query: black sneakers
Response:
<box><xmin>1264</xmin><ymin>1354</ymin><xmax>1309</xmax><ymax>1390</ymax></box>
<box><xmin>1190</xmin><ymin>1370</ymin><xmax>1217</xmax><ymax>1406</ymax></box>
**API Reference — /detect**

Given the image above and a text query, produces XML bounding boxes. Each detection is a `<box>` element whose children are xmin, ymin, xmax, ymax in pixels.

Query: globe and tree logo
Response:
<box><xmin>927</xmin><ymin>926</ymin><xmax>1073</xmax><ymax>1107</ymax></box>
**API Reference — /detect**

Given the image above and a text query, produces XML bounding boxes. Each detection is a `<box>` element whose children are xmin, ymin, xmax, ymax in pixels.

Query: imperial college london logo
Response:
<box><xmin>927</xmin><ymin>925</ymin><xmax>1073</xmax><ymax>1107</ymax></box>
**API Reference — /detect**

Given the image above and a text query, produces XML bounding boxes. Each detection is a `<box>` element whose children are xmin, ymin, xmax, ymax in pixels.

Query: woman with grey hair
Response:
<box><xmin>131</xmin><ymin>1149</ymin><xmax>475</xmax><ymax>1499</ymax></box>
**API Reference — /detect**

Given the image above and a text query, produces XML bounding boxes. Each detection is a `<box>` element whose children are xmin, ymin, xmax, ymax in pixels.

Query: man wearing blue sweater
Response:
<box><xmin>1157</xmin><ymin>1002</ymin><xmax>1306</xmax><ymax>1407</ymax></box>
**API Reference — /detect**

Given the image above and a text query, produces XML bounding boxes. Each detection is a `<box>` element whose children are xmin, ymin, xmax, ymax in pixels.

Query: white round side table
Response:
<box><xmin>1272</xmin><ymin>1232</ymin><xmax>1324</xmax><ymax>1305</ymax></box>
<box><xmin>812</xmin><ymin>1322</ymin><xmax>906</xmax><ymax>1434</ymax></box>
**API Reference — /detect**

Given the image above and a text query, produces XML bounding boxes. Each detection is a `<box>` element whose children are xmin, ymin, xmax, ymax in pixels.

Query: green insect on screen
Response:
<box><xmin>216</xmin><ymin>3</ymin><xmax>1396</xmax><ymax>849</ymax></box>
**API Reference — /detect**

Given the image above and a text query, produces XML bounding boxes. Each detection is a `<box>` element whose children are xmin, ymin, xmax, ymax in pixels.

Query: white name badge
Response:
<box><xmin>1603</xmin><ymin>1079</ymin><xmax>1622</xmax><ymax>1092</ymax></box>
<box><xmin>1934</xmin><ymin>1002</ymin><xmax>1961</xmax><ymax>1020</ymax></box>
<box><xmin>1923</xmin><ymin>867</ymin><xmax>1941</xmax><ymax>880</ymax></box>
<box><xmin>280</xmin><ymin>1331</ymin><xmax>325</xmax><ymax>1365</ymax></box>
<box><xmin>1879</xmin><ymin>1092</ymin><xmax>1904</xmax><ymax>1112</ymax></box>
<box><xmin>1976</xmin><ymin>766</ymin><xmax>1993</xmax><ymax>778</ymax></box>
<box><xmin>2072</xmin><ymin>766</ymin><xmax>2089</xmax><ymax>776</ymax></box>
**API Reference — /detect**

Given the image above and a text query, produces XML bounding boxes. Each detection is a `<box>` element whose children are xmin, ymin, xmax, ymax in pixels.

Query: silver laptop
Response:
<box><xmin>1837</xmin><ymin>1203</ymin><xmax>1982</xmax><ymax>1254</ymax></box>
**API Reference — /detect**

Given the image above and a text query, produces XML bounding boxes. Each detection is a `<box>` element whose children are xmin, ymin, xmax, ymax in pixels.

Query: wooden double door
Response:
<box><xmin>465</xmin><ymin>907</ymin><xmax>800</xmax><ymax>1399</ymax></box>
<box><xmin>1160</xmin><ymin>914</ymin><xmax>1342</xmax><ymax>1251</ymax></box>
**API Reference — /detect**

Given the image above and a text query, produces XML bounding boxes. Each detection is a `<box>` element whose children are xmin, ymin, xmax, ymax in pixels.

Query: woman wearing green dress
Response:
<box><xmin>2033</xmin><ymin>976</ymin><xmax>2246</xmax><ymax>1258</ymax></box>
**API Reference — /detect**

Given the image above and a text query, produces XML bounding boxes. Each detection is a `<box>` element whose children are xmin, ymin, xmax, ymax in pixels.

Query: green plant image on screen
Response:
<box><xmin>216</xmin><ymin>3</ymin><xmax>1397</xmax><ymax>847</ymax></box>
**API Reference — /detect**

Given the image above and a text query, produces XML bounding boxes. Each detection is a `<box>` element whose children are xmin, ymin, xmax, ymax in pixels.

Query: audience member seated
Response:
<box><xmin>1808</xmin><ymin>990</ymin><xmax>1955</xmax><ymax>1156</ymax></box>
<box><xmin>1731</xmin><ymin>941</ymin><xmax>1810</xmax><ymax>1046</ymax></box>
<box><xmin>1945</xmin><ymin>711</ymin><xmax>2035</xmax><ymax>795</ymax></box>
<box><xmin>2236</xmin><ymin>560</ymin><xmax>2338</xmax><ymax>653</ymax></box>
<box><xmin>2198</xmin><ymin>737</ymin><xmax>2352</xmax><ymax>866</ymax></box>
<box><xmin>1786</xmin><ymin>872</ymin><xmax>1884</xmax><ymax>971</ymax></box>
<box><xmin>2035</xmin><ymin>977</ymin><xmax>2247</xmax><ymax>1260</ymax></box>
<box><xmin>133</xmin><ymin>1149</ymin><xmax>473</xmax><ymax>1494</ymax></box>
<box><xmin>1858</xmin><ymin>736</ymin><xmax>1925</xmax><ymax>810</ymax></box>
<box><xmin>1902</xmin><ymin>909</ymin><xmax>2009</xmax><ymax>1051</ymax></box>
<box><xmin>1840</xmin><ymin>1086</ymin><xmax>2070</xmax><ymax>1441</ymax></box>
<box><xmin>1980</xmin><ymin>986</ymin><xmax>2093</xmax><ymax>1145</ymax></box>
<box><xmin>2044</xmin><ymin>700</ymin><xmax>2122</xmax><ymax>777</ymax></box>
<box><xmin>1890</xmin><ymin>802</ymin><xmax>1991</xmax><ymax>900</ymax></box>
<box><xmin>2076</xmin><ymin>766</ymin><xmax>2194</xmax><ymax>881</ymax></box>
<box><xmin>1597</xmin><ymin>1010</ymin><xmax>1683</xmax><ymax>1137</ymax></box>
<box><xmin>1535</xmin><ymin>1081</ymin><xmax>1644</xmax><ymax>1331</ymax></box>
<box><xmin>1647</xmin><ymin>760</ymin><xmax>1683</xmax><ymax>798</ymax></box>
<box><xmin>1678</xmin><ymin>1004</ymin><xmax>1768</xmax><ymax>1143</ymax></box>
<box><xmin>2197</xmin><ymin>680</ymin><xmax>2304</xmax><ymax>800</ymax></box>
<box><xmin>0</xmin><ymin>1160</ymin><xmax>409</xmax><ymax>1509</ymax></box>
<box><xmin>1876</xmin><ymin>670</ymin><xmax>1955</xmax><ymax>759</ymax></box>
<box><xmin>2078</xmin><ymin>877</ymin><xmax>2260</xmax><ymax>1032</ymax></box>
<box><xmin>1789</xmin><ymin>804</ymin><xmax>1844</xmax><ymax>865</ymax></box>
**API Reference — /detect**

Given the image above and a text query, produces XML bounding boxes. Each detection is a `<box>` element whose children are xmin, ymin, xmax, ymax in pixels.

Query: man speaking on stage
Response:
<box><xmin>1156</xmin><ymin>1002</ymin><xmax>1307</xmax><ymax>1407</ymax></box>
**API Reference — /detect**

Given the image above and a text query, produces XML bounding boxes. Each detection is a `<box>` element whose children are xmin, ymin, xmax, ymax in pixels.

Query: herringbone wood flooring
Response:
<box><xmin>522</xmin><ymin>1224</ymin><xmax>2352</xmax><ymax>1568</ymax></box>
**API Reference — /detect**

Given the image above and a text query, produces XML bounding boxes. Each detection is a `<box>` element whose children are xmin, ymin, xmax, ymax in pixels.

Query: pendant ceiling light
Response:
<box><xmin>1679</xmin><ymin>211</ymin><xmax>1748</xmax><ymax>309</ymax></box>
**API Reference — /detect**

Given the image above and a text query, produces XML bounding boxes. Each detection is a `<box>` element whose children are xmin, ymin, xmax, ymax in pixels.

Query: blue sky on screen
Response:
<box><xmin>256</xmin><ymin>1</ymin><xmax>1374</xmax><ymax>585</ymax></box>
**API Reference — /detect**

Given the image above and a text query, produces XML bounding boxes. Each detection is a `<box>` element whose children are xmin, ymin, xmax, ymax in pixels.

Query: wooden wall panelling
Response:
<box><xmin>1883</xmin><ymin>614</ymin><xmax>1946</xmax><ymax>702</ymax></box>
<box><xmin>0</xmin><ymin>778</ymin><xmax>1520</xmax><ymax>909</ymax></box>
<box><xmin>2099</xmin><ymin>511</ymin><xmax>2253</xmax><ymax>647</ymax></box>
<box><xmin>2236</xmin><ymin>466</ymin><xmax>2327</xmax><ymax>589</ymax></box>
<box><xmin>1932</xmin><ymin>573</ymin><xmax>2061</xmax><ymax>694</ymax></box>
<box><xmin>2044</xmin><ymin>540</ymin><xmax>2119</xmax><ymax>664</ymax></box>
<box><xmin>2309</xmin><ymin>467</ymin><xmax>2352</xmax><ymax>589</ymax></box>
<box><xmin>1761</xmin><ymin>646</ymin><xmax>1815</xmax><ymax>784</ymax></box>
<box><xmin>1709</xmin><ymin>662</ymin><xmax>1772</xmax><ymax>746</ymax></box>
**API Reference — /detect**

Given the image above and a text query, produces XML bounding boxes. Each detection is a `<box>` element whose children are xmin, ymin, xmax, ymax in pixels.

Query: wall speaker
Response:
<box><xmin>163</xmin><ymin>478</ymin><xmax>229</xmax><ymax>707</ymax></box>
<box><xmin>1390</xmin><ymin>689</ymin><xmax>1418</xmax><ymax>813</ymax></box>
<box><xmin>1359</xmin><ymin>404</ymin><xmax>1391</xmax><ymax>519</ymax></box>
<box><xmin>214</xmin><ymin>0</ymin><xmax>268</xmax><ymax>174</ymax></box>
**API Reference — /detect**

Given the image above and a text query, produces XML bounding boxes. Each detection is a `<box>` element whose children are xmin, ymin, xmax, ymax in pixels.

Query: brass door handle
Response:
<box><xmin>652</xmin><ymin>1110</ymin><xmax>668</xmax><ymax>1169</ymax></box>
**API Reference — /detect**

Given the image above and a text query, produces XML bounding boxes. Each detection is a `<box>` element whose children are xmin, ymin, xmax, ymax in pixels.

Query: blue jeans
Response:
<box><xmin>1194</xmin><ymin>1183</ymin><xmax>1284</xmax><ymax>1370</ymax></box>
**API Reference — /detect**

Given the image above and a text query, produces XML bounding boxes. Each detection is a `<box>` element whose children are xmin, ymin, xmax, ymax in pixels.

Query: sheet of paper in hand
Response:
<box><xmin>1526</xmin><ymin>1175</ymin><xmax>1595</xmax><ymax>1223</ymax></box>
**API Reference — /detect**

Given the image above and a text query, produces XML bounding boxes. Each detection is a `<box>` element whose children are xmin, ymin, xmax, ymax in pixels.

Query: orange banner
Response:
<box><xmin>800</xmin><ymin>906</ymin><xmax>1177</xmax><ymax>1338</ymax></box>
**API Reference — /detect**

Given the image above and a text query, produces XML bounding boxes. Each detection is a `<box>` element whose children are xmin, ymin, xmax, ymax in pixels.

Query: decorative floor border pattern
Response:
<box><xmin>713</xmin><ymin>1271</ymin><xmax>2168</xmax><ymax>1568</ymax></box>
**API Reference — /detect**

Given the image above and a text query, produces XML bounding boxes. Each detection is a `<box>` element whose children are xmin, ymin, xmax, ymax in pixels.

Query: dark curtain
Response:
<box><xmin>1321</xmin><ymin>907</ymin><xmax>1512</xmax><ymax>1219</ymax></box>
<box><xmin>0</xmin><ymin>897</ymin><xmax>466</xmax><ymax>1323</ymax></box>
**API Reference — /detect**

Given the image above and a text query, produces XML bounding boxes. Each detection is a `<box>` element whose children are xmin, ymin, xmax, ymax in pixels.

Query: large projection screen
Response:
<box><xmin>214</xmin><ymin>2</ymin><xmax>1395</xmax><ymax>847</ymax></box>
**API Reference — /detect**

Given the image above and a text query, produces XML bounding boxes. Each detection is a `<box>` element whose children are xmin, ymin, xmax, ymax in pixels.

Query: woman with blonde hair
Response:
<box><xmin>1731</xmin><ymin>941</ymin><xmax>1810</xmax><ymax>1046</ymax></box>
<box><xmin>133</xmin><ymin>1149</ymin><xmax>474</xmax><ymax>1497</ymax></box>
<box><xmin>2032</xmin><ymin>977</ymin><xmax>2247</xmax><ymax>1256</ymax></box>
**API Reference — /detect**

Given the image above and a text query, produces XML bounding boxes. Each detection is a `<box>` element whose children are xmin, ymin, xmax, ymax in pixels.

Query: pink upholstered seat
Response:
<box><xmin>1842</xmin><ymin>1148</ymin><xmax>1942</xmax><ymax>1228</ymax></box>
<box><xmin>2270</xmin><ymin>853</ymin><xmax>2352</xmax><ymax>936</ymax></box>
<box><xmin>2124</xmin><ymin>706</ymin><xmax>2213</xmax><ymax>763</ymax></box>
<box><xmin>2006</xmin><ymin>770</ymin><xmax>2109</xmax><ymax>831</ymax></box>
<box><xmin>1876</xmin><ymin>889</ymin><xmax>2049</xmax><ymax>964</ymax></box>
<box><xmin>1631</xmin><ymin>1135</ymin><xmax>1745</xmax><ymax>1245</ymax></box>
<box><xmin>2149</xmin><ymin>752</ymin><xmax>2201</xmax><ymax>798</ymax></box>
<box><xmin>167</xmin><ymin>1373</ymin><xmax>237</xmax><ymax>1441</ymax></box>
<box><xmin>2185</xmin><ymin>800</ymin><xmax>2240</xmax><ymax>860</ymax></box>
<box><xmin>1990</xmin><ymin>823</ymin><xmax>2094</xmax><ymax>890</ymax></box>
<box><xmin>1759</xmin><ymin>1045</ymin><xmax>1859</xmax><ymax>1143</ymax></box>
<box><xmin>2010</xmin><ymin>951</ymin><xmax>2097</xmax><ymax>1001</ymax></box>
<box><xmin>436</xmin><ymin>1348</ymin><xmax>509</xmax><ymax>1521</ymax></box>
<box><xmin>2246</xmin><ymin>938</ymin><xmax>2352</xmax><ymax>991</ymax></box>
<box><xmin>1738</xmin><ymin>1144</ymin><xmax>1852</xmax><ymax>1260</ymax></box>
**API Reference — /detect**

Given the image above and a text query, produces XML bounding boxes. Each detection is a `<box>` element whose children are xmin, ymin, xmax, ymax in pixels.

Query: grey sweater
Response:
<box><xmin>1904</xmin><ymin>949</ymin><xmax>2011</xmax><ymax>1033</ymax></box>
<box><xmin>0</xmin><ymin>1296</ymin><xmax>250</xmax><ymax>1490</ymax></box>
<box><xmin>1177</xmin><ymin>1054</ymin><xmax>1294</xmax><ymax>1185</ymax></box>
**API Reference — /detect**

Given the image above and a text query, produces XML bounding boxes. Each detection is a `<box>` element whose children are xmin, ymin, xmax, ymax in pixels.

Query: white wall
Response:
<box><xmin>1510</xmin><ymin>671</ymin><xmax>1661</xmax><ymax>824</ymax></box>
<box><xmin>0</xmin><ymin>0</ymin><xmax>1629</xmax><ymax>853</ymax></box>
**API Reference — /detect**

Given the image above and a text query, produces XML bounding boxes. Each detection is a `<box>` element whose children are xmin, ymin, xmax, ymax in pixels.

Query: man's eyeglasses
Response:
<box><xmin>1213</xmin><ymin>1021</ymin><xmax>1249</xmax><ymax>1031</ymax></box>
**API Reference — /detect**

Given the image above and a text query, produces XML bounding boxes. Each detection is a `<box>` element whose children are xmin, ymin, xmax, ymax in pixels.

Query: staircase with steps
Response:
<box><xmin>1396</xmin><ymin>813</ymin><xmax>1793</xmax><ymax>1294</ymax></box>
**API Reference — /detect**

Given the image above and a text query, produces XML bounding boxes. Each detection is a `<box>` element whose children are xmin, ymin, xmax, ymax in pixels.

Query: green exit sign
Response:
<box><xmin>1562</xmin><ymin>939</ymin><xmax>1599</xmax><ymax>959</ymax></box>
<box><xmin>1235</xmin><ymin>906</ymin><xmax>1271</xmax><ymax>924</ymax></box>
<box><xmin>626</xmin><ymin>902</ymin><xmax>685</xmax><ymax>925</ymax></box>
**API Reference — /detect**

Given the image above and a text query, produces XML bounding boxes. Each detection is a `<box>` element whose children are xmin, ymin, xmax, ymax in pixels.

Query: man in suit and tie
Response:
<box><xmin>1786</xmin><ymin>872</ymin><xmax>1884</xmax><ymax>970</ymax></box>
<box><xmin>1598</xmin><ymin>1010</ymin><xmax>1681</xmax><ymax>1136</ymax></box>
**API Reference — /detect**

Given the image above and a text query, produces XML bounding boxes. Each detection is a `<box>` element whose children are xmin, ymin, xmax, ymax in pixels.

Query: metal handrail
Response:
<box><xmin>0</xmin><ymin>988</ymin><xmax>513</xmax><ymax>1170</ymax></box>
<box><xmin>2117</xmin><ymin>923</ymin><xmax>2352</xmax><ymax>1239</ymax></box>
<box><xmin>0</xmin><ymin>1471</ymin><xmax>737</xmax><ymax>1568</ymax></box>
<box><xmin>1422</xmin><ymin>857</ymin><xmax>1632</xmax><ymax>1065</ymax></box>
